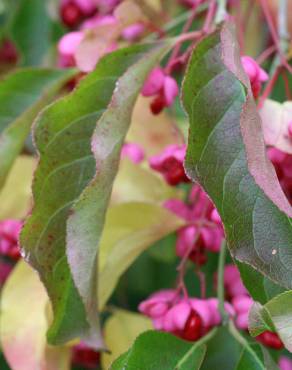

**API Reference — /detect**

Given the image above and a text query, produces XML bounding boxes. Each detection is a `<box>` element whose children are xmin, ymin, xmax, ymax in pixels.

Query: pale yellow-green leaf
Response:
<box><xmin>127</xmin><ymin>96</ymin><xmax>183</xmax><ymax>157</ymax></box>
<box><xmin>101</xmin><ymin>309</ymin><xmax>152</xmax><ymax>369</ymax></box>
<box><xmin>0</xmin><ymin>261</ymin><xmax>71</xmax><ymax>370</ymax></box>
<box><xmin>98</xmin><ymin>202</ymin><xmax>185</xmax><ymax>309</ymax></box>
<box><xmin>111</xmin><ymin>158</ymin><xmax>181</xmax><ymax>204</ymax></box>
<box><xmin>0</xmin><ymin>155</ymin><xmax>35</xmax><ymax>220</ymax></box>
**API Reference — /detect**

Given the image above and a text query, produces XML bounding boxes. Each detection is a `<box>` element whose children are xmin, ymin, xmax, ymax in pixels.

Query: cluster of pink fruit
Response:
<box><xmin>139</xmin><ymin>264</ymin><xmax>283</xmax><ymax>349</ymax></box>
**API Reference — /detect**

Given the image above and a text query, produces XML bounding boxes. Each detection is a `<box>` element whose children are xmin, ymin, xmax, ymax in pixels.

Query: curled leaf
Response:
<box><xmin>182</xmin><ymin>22</ymin><xmax>292</xmax><ymax>293</ymax></box>
<box><xmin>21</xmin><ymin>41</ymin><xmax>173</xmax><ymax>347</ymax></box>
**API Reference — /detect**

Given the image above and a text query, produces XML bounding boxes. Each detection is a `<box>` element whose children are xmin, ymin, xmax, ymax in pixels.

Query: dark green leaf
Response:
<box><xmin>110</xmin><ymin>351</ymin><xmax>130</xmax><ymax>370</ymax></box>
<box><xmin>10</xmin><ymin>0</ymin><xmax>52</xmax><ymax>66</ymax></box>
<box><xmin>235</xmin><ymin>345</ymin><xmax>279</xmax><ymax>370</ymax></box>
<box><xmin>182</xmin><ymin>21</ymin><xmax>292</xmax><ymax>294</ymax></box>
<box><xmin>236</xmin><ymin>350</ymin><xmax>264</xmax><ymax>370</ymax></box>
<box><xmin>201</xmin><ymin>327</ymin><xmax>241</xmax><ymax>370</ymax></box>
<box><xmin>110</xmin><ymin>330</ymin><xmax>209</xmax><ymax>370</ymax></box>
<box><xmin>228</xmin><ymin>321</ymin><xmax>269</xmax><ymax>370</ymax></box>
<box><xmin>238</xmin><ymin>263</ymin><xmax>285</xmax><ymax>304</ymax></box>
<box><xmin>21</xmin><ymin>41</ymin><xmax>173</xmax><ymax>347</ymax></box>
<box><xmin>0</xmin><ymin>68</ymin><xmax>75</xmax><ymax>189</ymax></box>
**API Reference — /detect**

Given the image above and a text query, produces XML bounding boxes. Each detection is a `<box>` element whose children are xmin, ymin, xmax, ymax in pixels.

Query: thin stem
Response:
<box><xmin>176</xmin><ymin>203</ymin><xmax>208</xmax><ymax>295</ymax></box>
<box><xmin>229</xmin><ymin>321</ymin><xmax>264</xmax><ymax>368</ymax></box>
<box><xmin>256</xmin><ymin>44</ymin><xmax>277</xmax><ymax>65</ymax></box>
<box><xmin>176</xmin><ymin>327</ymin><xmax>218</xmax><ymax>368</ymax></box>
<box><xmin>278</xmin><ymin>0</ymin><xmax>289</xmax><ymax>53</ymax></box>
<box><xmin>203</xmin><ymin>0</ymin><xmax>217</xmax><ymax>32</ymax></box>
<box><xmin>282</xmin><ymin>69</ymin><xmax>292</xmax><ymax>100</ymax></box>
<box><xmin>258</xmin><ymin>66</ymin><xmax>281</xmax><ymax>108</ymax></box>
<box><xmin>165</xmin><ymin>5</ymin><xmax>199</xmax><ymax>74</ymax></box>
<box><xmin>259</xmin><ymin>0</ymin><xmax>292</xmax><ymax>73</ymax></box>
<box><xmin>215</xmin><ymin>0</ymin><xmax>227</xmax><ymax>24</ymax></box>
<box><xmin>196</xmin><ymin>270</ymin><xmax>206</xmax><ymax>299</ymax></box>
<box><xmin>217</xmin><ymin>239</ymin><xmax>229</xmax><ymax>325</ymax></box>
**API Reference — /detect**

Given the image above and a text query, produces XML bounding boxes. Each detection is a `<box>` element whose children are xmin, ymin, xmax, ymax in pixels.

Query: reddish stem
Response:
<box><xmin>165</xmin><ymin>5</ymin><xmax>199</xmax><ymax>74</ymax></box>
<box><xmin>257</xmin><ymin>44</ymin><xmax>277</xmax><ymax>64</ymax></box>
<box><xmin>281</xmin><ymin>69</ymin><xmax>292</xmax><ymax>100</ymax></box>
<box><xmin>196</xmin><ymin>270</ymin><xmax>206</xmax><ymax>299</ymax></box>
<box><xmin>203</xmin><ymin>0</ymin><xmax>217</xmax><ymax>33</ymax></box>
<box><xmin>258</xmin><ymin>66</ymin><xmax>281</xmax><ymax>108</ymax></box>
<box><xmin>176</xmin><ymin>203</ymin><xmax>208</xmax><ymax>296</ymax></box>
<box><xmin>234</xmin><ymin>0</ymin><xmax>245</xmax><ymax>53</ymax></box>
<box><xmin>259</xmin><ymin>0</ymin><xmax>292</xmax><ymax>73</ymax></box>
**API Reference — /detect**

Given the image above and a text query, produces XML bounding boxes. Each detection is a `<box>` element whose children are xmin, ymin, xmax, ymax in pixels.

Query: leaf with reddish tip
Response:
<box><xmin>182</xmin><ymin>22</ymin><xmax>292</xmax><ymax>293</ymax></box>
<box><xmin>21</xmin><ymin>41</ymin><xmax>174</xmax><ymax>347</ymax></box>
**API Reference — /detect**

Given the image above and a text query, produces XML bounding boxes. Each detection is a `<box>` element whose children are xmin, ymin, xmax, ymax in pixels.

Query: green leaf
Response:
<box><xmin>248</xmin><ymin>302</ymin><xmax>273</xmax><ymax>337</ymax></box>
<box><xmin>228</xmin><ymin>321</ymin><xmax>268</xmax><ymax>370</ymax></box>
<box><xmin>238</xmin><ymin>263</ymin><xmax>285</xmax><ymax>304</ymax></box>
<box><xmin>21</xmin><ymin>41</ymin><xmax>173</xmax><ymax>347</ymax></box>
<box><xmin>10</xmin><ymin>0</ymin><xmax>52</xmax><ymax>66</ymax></box>
<box><xmin>235</xmin><ymin>345</ymin><xmax>279</xmax><ymax>370</ymax></box>
<box><xmin>110</xmin><ymin>330</ymin><xmax>209</xmax><ymax>370</ymax></box>
<box><xmin>200</xmin><ymin>327</ymin><xmax>241</xmax><ymax>370</ymax></box>
<box><xmin>98</xmin><ymin>202</ymin><xmax>185</xmax><ymax>309</ymax></box>
<box><xmin>0</xmin><ymin>67</ymin><xmax>75</xmax><ymax>190</ymax></box>
<box><xmin>101</xmin><ymin>309</ymin><xmax>153</xmax><ymax>369</ymax></box>
<box><xmin>248</xmin><ymin>291</ymin><xmax>292</xmax><ymax>352</ymax></box>
<box><xmin>236</xmin><ymin>350</ymin><xmax>264</xmax><ymax>370</ymax></box>
<box><xmin>0</xmin><ymin>261</ymin><xmax>71</xmax><ymax>370</ymax></box>
<box><xmin>182</xmin><ymin>22</ymin><xmax>292</xmax><ymax>293</ymax></box>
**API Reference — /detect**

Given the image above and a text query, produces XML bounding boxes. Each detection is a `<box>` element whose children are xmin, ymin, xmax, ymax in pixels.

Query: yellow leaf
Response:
<box><xmin>98</xmin><ymin>202</ymin><xmax>185</xmax><ymax>309</ymax></box>
<box><xmin>101</xmin><ymin>309</ymin><xmax>152</xmax><ymax>369</ymax></box>
<box><xmin>0</xmin><ymin>155</ymin><xmax>35</xmax><ymax>220</ymax></box>
<box><xmin>111</xmin><ymin>158</ymin><xmax>182</xmax><ymax>204</ymax></box>
<box><xmin>0</xmin><ymin>261</ymin><xmax>71</xmax><ymax>370</ymax></box>
<box><xmin>127</xmin><ymin>96</ymin><xmax>183</xmax><ymax>157</ymax></box>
